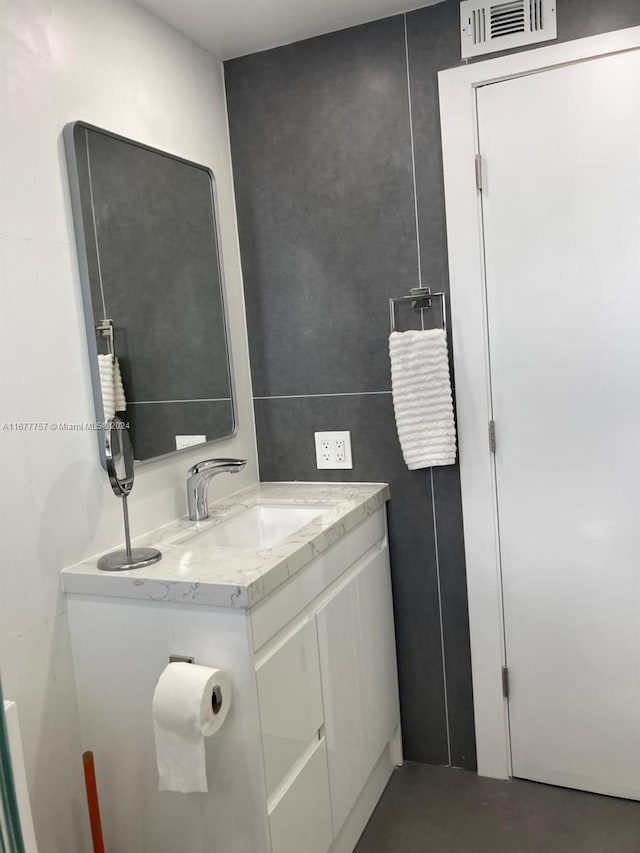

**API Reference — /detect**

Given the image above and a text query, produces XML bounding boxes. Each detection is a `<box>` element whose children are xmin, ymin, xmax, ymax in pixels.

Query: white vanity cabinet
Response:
<box><xmin>65</xmin><ymin>492</ymin><xmax>401</xmax><ymax>853</ymax></box>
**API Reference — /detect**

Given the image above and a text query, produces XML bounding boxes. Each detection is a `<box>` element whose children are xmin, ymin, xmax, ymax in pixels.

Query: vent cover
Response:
<box><xmin>461</xmin><ymin>0</ymin><xmax>557</xmax><ymax>58</ymax></box>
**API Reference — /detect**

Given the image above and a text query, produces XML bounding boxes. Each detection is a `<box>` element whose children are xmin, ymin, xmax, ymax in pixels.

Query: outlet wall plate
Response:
<box><xmin>314</xmin><ymin>431</ymin><xmax>353</xmax><ymax>470</ymax></box>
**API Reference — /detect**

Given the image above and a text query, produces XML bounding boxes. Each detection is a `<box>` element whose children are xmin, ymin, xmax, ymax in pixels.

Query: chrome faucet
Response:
<box><xmin>186</xmin><ymin>458</ymin><xmax>247</xmax><ymax>521</ymax></box>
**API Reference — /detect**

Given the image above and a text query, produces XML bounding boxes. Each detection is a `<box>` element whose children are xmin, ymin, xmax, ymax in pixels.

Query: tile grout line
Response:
<box><xmin>404</xmin><ymin>12</ymin><xmax>423</xmax><ymax>289</ymax></box>
<box><xmin>253</xmin><ymin>391</ymin><xmax>392</xmax><ymax>401</ymax></box>
<box><xmin>130</xmin><ymin>398</ymin><xmax>232</xmax><ymax>405</ymax></box>
<box><xmin>406</xmin><ymin>9</ymin><xmax>451</xmax><ymax>763</ymax></box>
<box><xmin>406</xmin><ymin>9</ymin><xmax>451</xmax><ymax>764</ymax></box>
<box><xmin>431</xmin><ymin>467</ymin><xmax>452</xmax><ymax>767</ymax></box>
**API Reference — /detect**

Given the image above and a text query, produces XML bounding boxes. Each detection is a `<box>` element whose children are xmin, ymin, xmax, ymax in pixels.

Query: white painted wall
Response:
<box><xmin>0</xmin><ymin>0</ymin><xmax>257</xmax><ymax>849</ymax></box>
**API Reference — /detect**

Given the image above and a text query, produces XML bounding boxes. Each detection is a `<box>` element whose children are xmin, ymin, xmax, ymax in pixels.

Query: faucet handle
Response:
<box><xmin>188</xmin><ymin>458</ymin><xmax>247</xmax><ymax>476</ymax></box>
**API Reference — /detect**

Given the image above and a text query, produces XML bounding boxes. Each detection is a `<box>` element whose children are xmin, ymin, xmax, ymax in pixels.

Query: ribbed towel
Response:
<box><xmin>389</xmin><ymin>329</ymin><xmax>456</xmax><ymax>469</ymax></box>
<box><xmin>97</xmin><ymin>354</ymin><xmax>127</xmax><ymax>422</ymax></box>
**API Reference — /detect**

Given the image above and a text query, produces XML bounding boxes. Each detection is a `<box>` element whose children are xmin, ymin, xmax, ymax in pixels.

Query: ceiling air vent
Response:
<box><xmin>461</xmin><ymin>0</ymin><xmax>557</xmax><ymax>58</ymax></box>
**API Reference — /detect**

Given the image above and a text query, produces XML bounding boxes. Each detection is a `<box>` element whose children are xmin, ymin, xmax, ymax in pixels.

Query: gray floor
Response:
<box><xmin>355</xmin><ymin>764</ymin><xmax>640</xmax><ymax>852</ymax></box>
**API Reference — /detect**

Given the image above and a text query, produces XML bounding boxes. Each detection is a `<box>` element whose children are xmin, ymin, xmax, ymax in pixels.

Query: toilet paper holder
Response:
<box><xmin>168</xmin><ymin>655</ymin><xmax>223</xmax><ymax>715</ymax></box>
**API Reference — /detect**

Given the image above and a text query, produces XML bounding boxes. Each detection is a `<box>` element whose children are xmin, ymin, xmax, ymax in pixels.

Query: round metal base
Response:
<box><xmin>97</xmin><ymin>547</ymin><xmax>162</xmax><ymax>572</ymax></box>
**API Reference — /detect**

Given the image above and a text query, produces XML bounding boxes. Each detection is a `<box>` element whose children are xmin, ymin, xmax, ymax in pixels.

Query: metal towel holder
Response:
<box><xmin>389</xmin><ymin>287</ymin><xmax>448</xmax><ymax>335</ymax></box>
<box><xmin>95</xmin><ymin>318</ymin><xmax>115</xmax><ymax>356</ymax></box>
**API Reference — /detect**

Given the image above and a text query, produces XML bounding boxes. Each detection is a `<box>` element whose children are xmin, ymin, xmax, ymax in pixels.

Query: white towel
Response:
<box><xmin>97</xmin><ymin>354</ymin><xmax>127</xmax><ymax>422</ymax></box>
<box><xmin>389</xmin><ymin>329</ymin><xmax>456</xmax><ymax>470</ymax></box>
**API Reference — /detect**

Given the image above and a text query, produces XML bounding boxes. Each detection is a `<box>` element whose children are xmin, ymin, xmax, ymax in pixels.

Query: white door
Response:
<box><xmin>477</xmin><ymin>49</ymin><xmax>640</xmax><ymax>798</ymax></box>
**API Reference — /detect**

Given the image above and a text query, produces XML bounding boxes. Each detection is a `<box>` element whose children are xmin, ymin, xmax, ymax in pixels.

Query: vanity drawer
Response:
<box><xmin>255</xmin><ymin>618</ymin><xmax>324</xmax><ymax>796</ymax></box>
<box><xmin>268</xmin><ymin>737</ymin><xmax>333</xmax><ymax>853</ymax></box>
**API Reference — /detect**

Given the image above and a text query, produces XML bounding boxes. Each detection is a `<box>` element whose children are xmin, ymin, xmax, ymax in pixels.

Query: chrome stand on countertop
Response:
<box><xmin>97</xmin><ymin>418</ymin><xmax>162</xmax><ymax>572</ymax></box>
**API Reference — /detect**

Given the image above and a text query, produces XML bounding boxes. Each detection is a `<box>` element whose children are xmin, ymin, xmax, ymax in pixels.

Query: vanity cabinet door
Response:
<box><xmin>316</xmin><ymin>574</ymin><xmax>362</xmax><ymax>834</ymax></box>
<box><xmin>316</xmin><ymin>546</ymin><xmax>399</xmax><ymax>836</ymax></box>
<box><xmin>356</xmin><ymin>546</ymin><xmax>400</xmax><ymax>767</ymax></box>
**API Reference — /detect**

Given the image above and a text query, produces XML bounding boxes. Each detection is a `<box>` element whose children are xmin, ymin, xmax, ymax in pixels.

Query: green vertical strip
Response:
<box><xmin>0</xmin><ymin>680</ymin><xmax>26</xmax><ymax>853</ymax></box>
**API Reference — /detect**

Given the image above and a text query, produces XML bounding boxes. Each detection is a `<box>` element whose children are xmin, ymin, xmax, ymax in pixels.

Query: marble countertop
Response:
<box><xmin>61</xmin><ymin>482</ymin><xmax>389</xmax><ymax>609</ymax></box>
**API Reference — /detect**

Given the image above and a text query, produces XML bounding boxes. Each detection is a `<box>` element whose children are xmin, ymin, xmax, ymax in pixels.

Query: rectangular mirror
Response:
<box><xmin>64</xmin><ymin>122</ymin><xmax>236</xmax><ymax>463</ymax></box>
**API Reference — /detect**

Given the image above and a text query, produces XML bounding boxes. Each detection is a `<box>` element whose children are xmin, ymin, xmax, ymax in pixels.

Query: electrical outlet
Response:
<box><xmin>314</xmin><ymin>431</ymin><xmax>353</xmax><ymax>470</ymax></box>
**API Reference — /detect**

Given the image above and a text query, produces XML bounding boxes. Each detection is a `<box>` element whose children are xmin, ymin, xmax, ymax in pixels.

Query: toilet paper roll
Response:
<box><xmin>152</xmin><ymin>662</ymin><xmax>231</xmax><ymax>793</ymax></box>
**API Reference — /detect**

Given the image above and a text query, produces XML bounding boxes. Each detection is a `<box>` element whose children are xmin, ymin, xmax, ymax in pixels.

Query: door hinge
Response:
<box><xmin>488</xmin><ymin>419</ymin><xmax>496</xmax><ymax>453</ymax></box>
<box><xmin>475</xmin><ymin>154</ymin><xmax>484</xmax><ymax>192</ymax></box>
<box><xmin>501</xmin><ymin>666</ymin><xmax>509</xmax><ymax>699</ymax></box>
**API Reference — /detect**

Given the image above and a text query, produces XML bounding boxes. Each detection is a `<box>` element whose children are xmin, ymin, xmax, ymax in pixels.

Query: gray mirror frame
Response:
<box><xmin>63</xmin><ymin>121</ymin><xmax>238</xmax><ymax>469</ymax></box>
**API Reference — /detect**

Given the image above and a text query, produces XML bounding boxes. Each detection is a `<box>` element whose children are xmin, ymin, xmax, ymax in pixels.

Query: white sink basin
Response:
<box><xmin>186</xmin><ymin>504</ymin><xmax>326</xmax><ymax>550</ymax></box>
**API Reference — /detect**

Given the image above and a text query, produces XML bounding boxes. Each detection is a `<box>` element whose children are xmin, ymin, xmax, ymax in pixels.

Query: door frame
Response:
<box><xmin>439</xmin><ymin>25</ymin><xmax>640</xmax><ymax>781</ymax></box>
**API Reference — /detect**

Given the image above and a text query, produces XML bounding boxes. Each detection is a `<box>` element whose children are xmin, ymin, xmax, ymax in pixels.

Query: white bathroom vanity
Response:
<box><xmin>62</xmin><ymin>482</ymin><xmax>401</xmax><ymax>853</ymax></box>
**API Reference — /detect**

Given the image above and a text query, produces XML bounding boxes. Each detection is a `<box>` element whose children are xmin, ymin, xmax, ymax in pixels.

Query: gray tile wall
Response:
<box><xmin>225</xmin><ymin>0</ymin><xmax>640</xmax><ymax>768</ymax></box>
